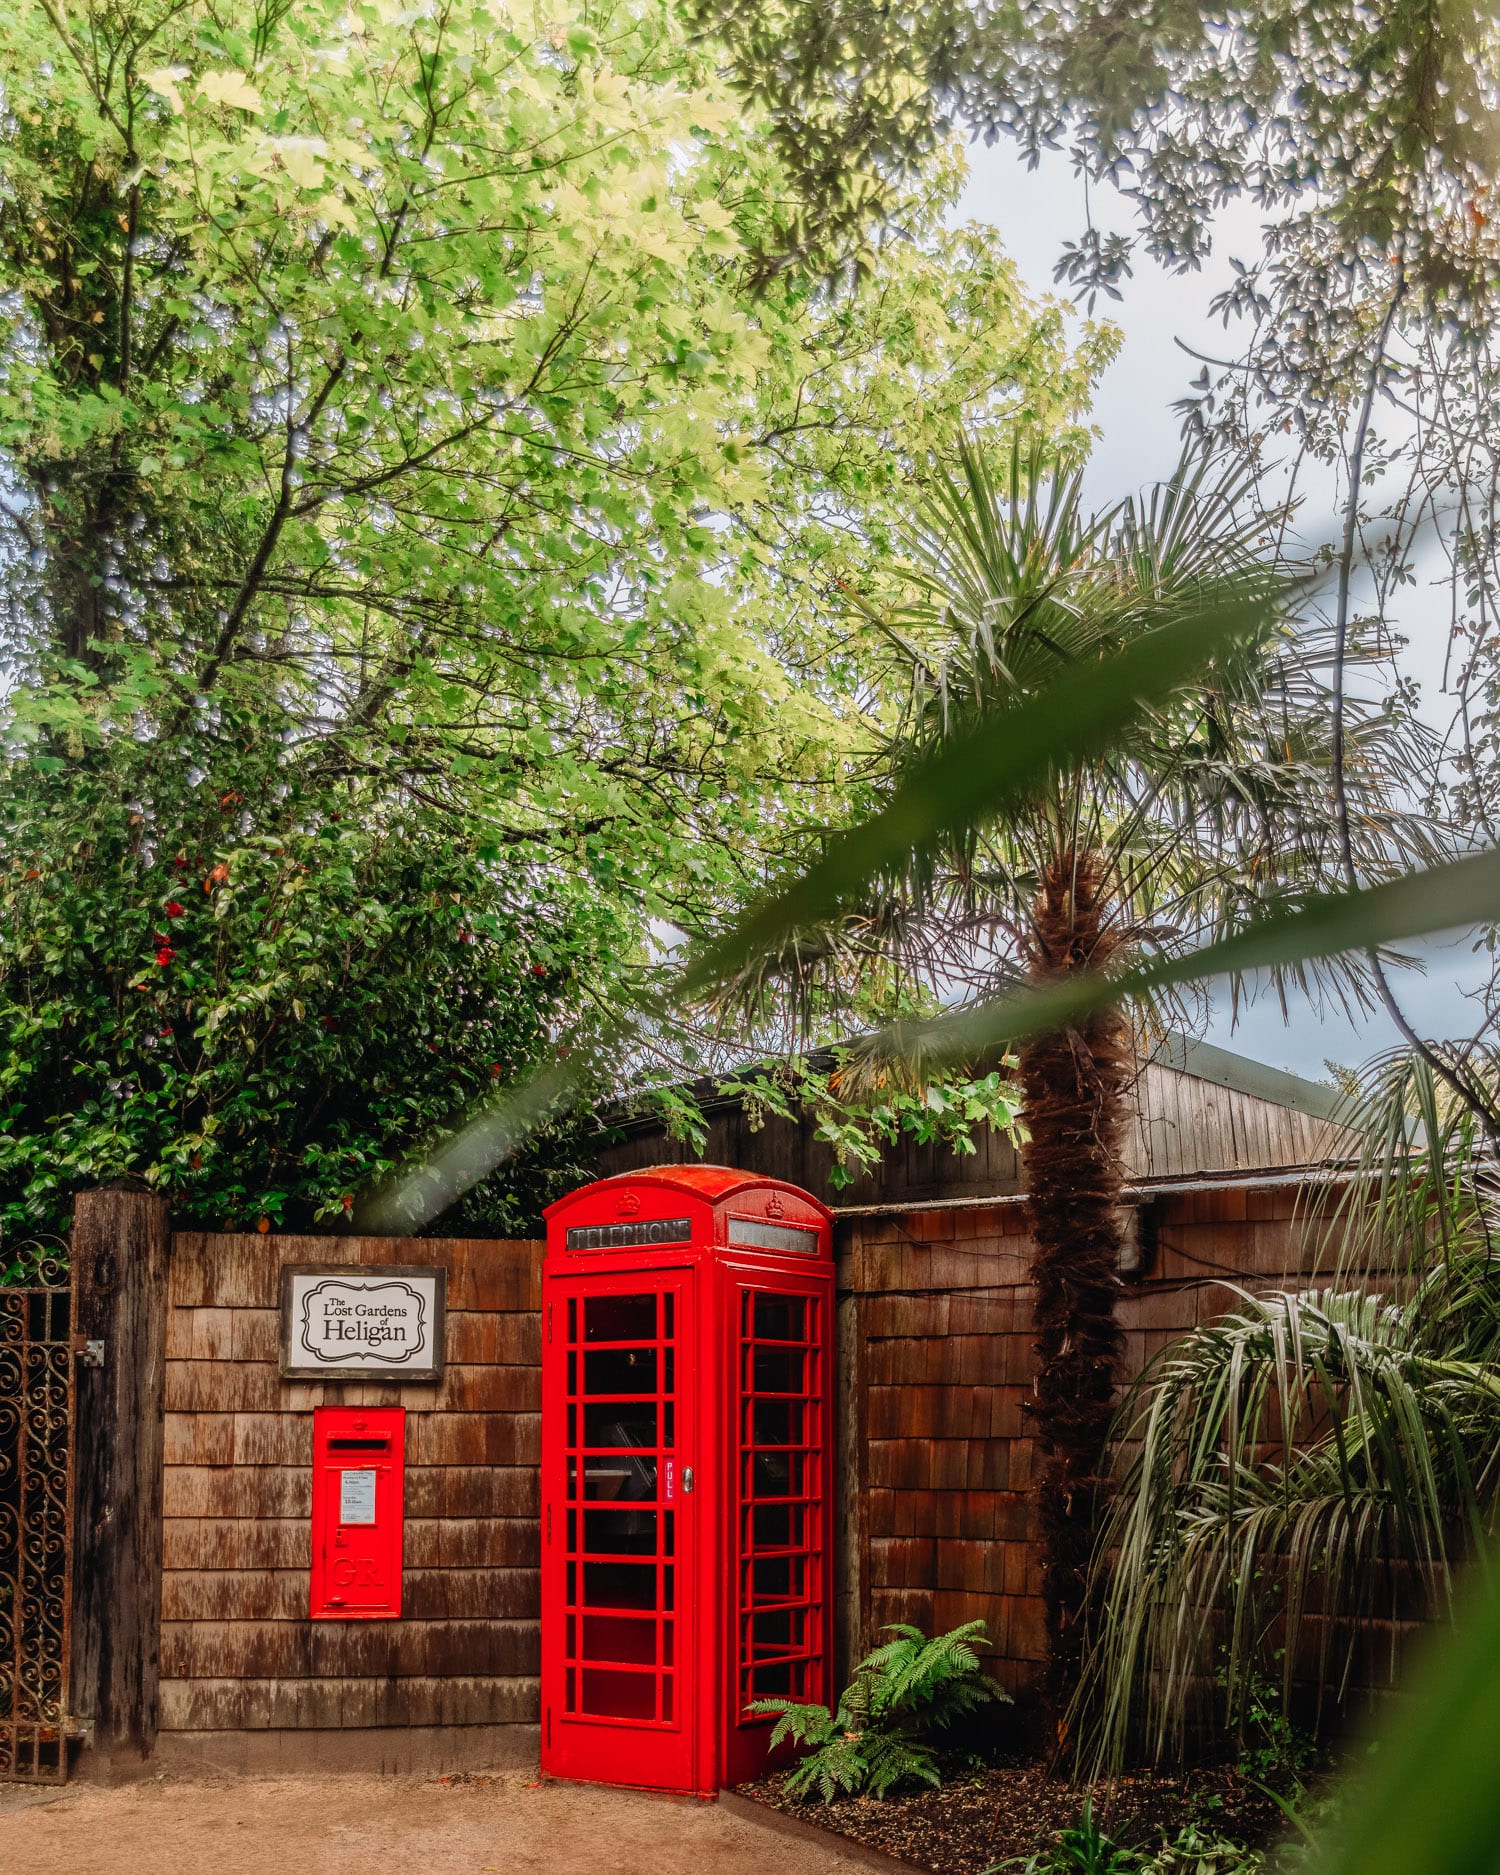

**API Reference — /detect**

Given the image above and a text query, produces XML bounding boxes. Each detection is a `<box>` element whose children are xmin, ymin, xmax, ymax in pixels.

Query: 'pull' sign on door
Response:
<box><xmin>279</xmin><ymin>1265</ymin><xmax>447</xmax><ymax>1382</ymax></box>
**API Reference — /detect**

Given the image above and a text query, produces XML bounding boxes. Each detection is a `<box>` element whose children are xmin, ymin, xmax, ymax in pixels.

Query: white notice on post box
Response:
<box><xmin>340</xmin><ymin>1469</ymin><xmax>378</xmax><ymax>1525</ymax></box>
<box><xmin>280</xmin><ymin>1265</ymin><xmax>445</xmax><ymax>1381</ymax></box>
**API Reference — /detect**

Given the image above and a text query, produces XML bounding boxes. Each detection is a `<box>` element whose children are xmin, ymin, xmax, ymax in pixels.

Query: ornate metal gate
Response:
<box><xmin>0</xmin><ymin>1242</ymin><xmax>75</xmax><ymax>1782</ymax></box>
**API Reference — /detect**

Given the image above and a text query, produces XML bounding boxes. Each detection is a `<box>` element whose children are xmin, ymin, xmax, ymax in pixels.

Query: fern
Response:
<box><xmin>760</xmin><ymin>1700</ymin><xmax>840</xmax><ymax>1752</ymax></box>
<box><xmin>859</xmin><ymin>1730</ymin><xmax>943</xmax><ymax>1799</ymax></box>
<box><xmin>748</xmin><ymin>1619</ymin><xmax>1008</xmax><ymax>1803</ymax></box>
<box><xmin>859</xmin><ymin>1620</ymin><xmax>995</xmax><ymax>1726</ymax></box>
<box><xmin>786</xmin><ymin>1732</ymin><xmax>871</xmax><ymax>1803</ymax></box>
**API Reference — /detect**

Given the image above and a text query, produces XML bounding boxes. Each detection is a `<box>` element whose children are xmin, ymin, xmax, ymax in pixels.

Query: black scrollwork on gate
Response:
<box><xmin>0</xmin><ymin>1238</ymin><xmax>74</xmax><ymax>1782</ymax></box>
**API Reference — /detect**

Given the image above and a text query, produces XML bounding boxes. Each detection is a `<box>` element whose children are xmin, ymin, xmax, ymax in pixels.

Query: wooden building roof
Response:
<box><xmin>591</xmin><ymin>1033</ymin><xmax>1352</xmax><ymax>1212</ymax></box>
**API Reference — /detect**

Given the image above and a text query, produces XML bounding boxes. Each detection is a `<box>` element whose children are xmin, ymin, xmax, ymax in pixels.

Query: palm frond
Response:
<box><xmin>697</xmin><ymin>426</ymin><xmax>1448</xmax><ymax>1057</ymax></box>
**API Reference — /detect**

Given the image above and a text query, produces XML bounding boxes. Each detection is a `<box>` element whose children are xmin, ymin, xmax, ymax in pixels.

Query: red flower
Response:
<box><xmin>155</xmin><ymin>946</ymin><xmax>176</xmax><ymax>967</ymax></box>
<box><xmin>165</xmin><ymin>901</ymin><xmax>185</xmax><ymax>918</ymax></box>
<box><xmin>531</xmin><ymin>964</ymin><xmax>547</xmax><ymax>976</ymax></box>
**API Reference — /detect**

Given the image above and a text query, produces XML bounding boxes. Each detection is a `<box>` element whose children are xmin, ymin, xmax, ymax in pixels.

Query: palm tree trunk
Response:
<box><xmin>1018</xmin><ymin>848</ymin><xmax>1130</xmax><ymax>1742</ymax></box>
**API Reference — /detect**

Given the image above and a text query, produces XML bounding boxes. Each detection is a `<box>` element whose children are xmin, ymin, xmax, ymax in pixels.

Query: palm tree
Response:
<box><xmin>828</xmin><ymin>439</ymin><xmax>1444</xmax><ymax>1735</ymax></box>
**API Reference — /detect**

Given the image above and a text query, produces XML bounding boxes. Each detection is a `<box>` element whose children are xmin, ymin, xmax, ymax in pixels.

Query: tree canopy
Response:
<box><xmin>0</xmin><ymin>0</ymin><xmax>1105</xmax><ymax>1229</ymax></box>
<box><xmin>687</xmin><ymin>0</ymin><xmax>1500</xmax><ymax>1150</ymax></box>
<box><xmin>1</xmin><ymin>0</ymin><xmax>1099</xmax><ymax>883</ymax></box>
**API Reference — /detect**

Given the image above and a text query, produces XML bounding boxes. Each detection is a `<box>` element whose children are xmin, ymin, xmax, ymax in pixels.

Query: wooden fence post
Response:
<box><xmin>70</xmin><ymin>1187</ymin><xmax>171</xmax><ymax>1768</ymax></box>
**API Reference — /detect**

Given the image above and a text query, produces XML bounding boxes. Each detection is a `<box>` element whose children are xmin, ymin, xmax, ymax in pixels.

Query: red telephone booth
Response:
<box><xmin>540</xmin><ymin>1166</ymin><xmax>834</xmax><ymax>1797</ymax></box>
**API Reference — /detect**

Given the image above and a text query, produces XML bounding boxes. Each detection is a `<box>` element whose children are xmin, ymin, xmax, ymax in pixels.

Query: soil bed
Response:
<box><xmin>737</xmin><ymin>1757</ymin><xmax>1290</xmax><ymax>1874</ymax></box>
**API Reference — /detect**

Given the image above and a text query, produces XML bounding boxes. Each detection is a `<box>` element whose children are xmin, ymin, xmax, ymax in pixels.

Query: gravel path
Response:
<box><xmin>0</xmin><ymin>1768</ymin><xmax>873</xmax><ymax>1875</ymax></box>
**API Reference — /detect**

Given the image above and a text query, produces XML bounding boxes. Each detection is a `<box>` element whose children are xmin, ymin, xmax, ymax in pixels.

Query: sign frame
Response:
<box><xmin>279</xmin><ymin>1263</ymin><xmax>447</xmax><ymax>1383</ymax></box>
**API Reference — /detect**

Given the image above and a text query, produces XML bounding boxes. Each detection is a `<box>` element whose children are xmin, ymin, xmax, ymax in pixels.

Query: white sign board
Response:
<box><xmin>279</xmin><ymin>1265</ymin><xmax>446</xmax><ymax>1381</ymax></box>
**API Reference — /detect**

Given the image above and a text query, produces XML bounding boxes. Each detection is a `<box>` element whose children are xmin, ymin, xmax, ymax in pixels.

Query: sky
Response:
<box><xmin>957</xmin><ymin>140</ymin><xmax>1489</xmax><ymax>1083</ymax></box>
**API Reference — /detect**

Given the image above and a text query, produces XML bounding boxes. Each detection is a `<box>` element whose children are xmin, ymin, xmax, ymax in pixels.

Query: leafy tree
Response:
<box><xmin>0</xmin><ymin>0</ymin><xmax>1105</xmax><ymax>917</ymax></box>
<box><xmin>688</xmin><ymin>0</ymin><xmax>1500</xmax><ymax>314</ymax></box>
<box><xmin>691</xmin><ymin>0</ymin><xmax>1500</xmax><ymax>1135</ymax></box>
<box><xmin>0</xmin><ymin>0</ymin><xmax>1107</xmax><ymax>1221</ymax></box>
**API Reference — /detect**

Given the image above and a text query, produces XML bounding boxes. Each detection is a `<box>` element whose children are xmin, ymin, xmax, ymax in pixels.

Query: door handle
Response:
<box><xmin>682</xmin><ymin>1467</ymin><xmax>694</xmax><ymax>1494</ymax></box>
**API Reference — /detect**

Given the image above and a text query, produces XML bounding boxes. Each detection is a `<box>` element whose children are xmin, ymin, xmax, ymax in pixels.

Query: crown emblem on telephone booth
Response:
<box><xmin>767</xmin><ymin>1192</ymin><xmax>785</xmax><ymax>1218</ymax></box>
<box><xmin>617</xmin><ymin>1191</ymin><xmax>641</xmax><ymax>1216</ymax></box>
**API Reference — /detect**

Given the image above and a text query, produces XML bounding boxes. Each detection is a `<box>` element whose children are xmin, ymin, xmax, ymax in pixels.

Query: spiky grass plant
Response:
<box><xmin>750</xmin><ymin>1619</ymin><xmax>1004</xmax><ymax>1802</ymax></box>
<box><xmin>1074</xmin><ymin>1254</ymin><xmax>1500</xmax><ymax>1772</ymax></box>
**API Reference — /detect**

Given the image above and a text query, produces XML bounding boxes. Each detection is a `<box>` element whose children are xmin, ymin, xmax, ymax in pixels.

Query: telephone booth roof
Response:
<box><xmin>544</xmin><ymin>1164</ymin><xmax>832</xmax><ymax>1264</ymax></box>
<box><xmin>545</xmin><ymin>1164</ymin><xmax>832</xmax><ymax>1215</ymax></box>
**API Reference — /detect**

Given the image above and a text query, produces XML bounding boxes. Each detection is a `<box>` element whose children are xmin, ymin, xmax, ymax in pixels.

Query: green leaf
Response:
<box><xmin>1318</xmin><ymin>1569</ymin><xmax>1500</xmax><ymax>1875</ymax></box>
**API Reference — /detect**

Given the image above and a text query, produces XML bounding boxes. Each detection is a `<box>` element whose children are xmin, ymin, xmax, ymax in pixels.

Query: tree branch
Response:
<box><xmin>193</xmin><ymin>354</ymin><xmax>348</xmax><ymax>694</ymax></box>
<box><xmin>1329</xmin><ymin>259</ymin><xmax>1500</xmax><ymax>1149</ymax></box>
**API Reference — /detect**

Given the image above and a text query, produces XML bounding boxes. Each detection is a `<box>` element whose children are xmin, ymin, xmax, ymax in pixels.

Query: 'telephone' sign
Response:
<box><xmin>564</xmin><ymin>1216</ymin><xmax>692</xmax><ymax>1252</ymax></box>
<box><xmin>279</xmin><ymin>1266</ymin><xmax>446</xmax><ymax>1381</ymax></box>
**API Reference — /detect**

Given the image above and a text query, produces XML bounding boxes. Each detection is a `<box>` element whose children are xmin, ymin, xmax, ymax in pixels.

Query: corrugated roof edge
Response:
<box><xmin>1152</xmin><ymin>1031</ymin><xmax>1348</xmax><ymax>1125</ymax></box>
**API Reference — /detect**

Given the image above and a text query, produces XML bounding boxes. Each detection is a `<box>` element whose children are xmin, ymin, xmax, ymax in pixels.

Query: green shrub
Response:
<box><xmin>993</xmin><ymin>1805</ymin><xmax>1264</xmax><ymax>1875</ymax></box>
<box><xmin>1140</xmin><ymin>1825</ymin><xmax>1265</xmax><ymax>1875</ymax></box>
<box><xmin>749</xmin><ymin>1619</ymin><xmax>1006</xmax><ymax>1803</ymax></box>
<box><xmin>0</xmin><ymin>745</ymin><xmax>619</xmax><ymax>1243</ymax></box>
<box><xmin>991</xmin><ymin>1801</ymin><xmax>1142</xmax><ymax>1875</ymax></box>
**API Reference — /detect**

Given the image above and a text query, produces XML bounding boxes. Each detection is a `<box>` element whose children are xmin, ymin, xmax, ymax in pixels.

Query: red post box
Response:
<box><xmin>540</xmin><ymin>1167</ymin><xmax>834</xmax><ymax>1797</ymax></box>
<box><xmin>310</xmin><ymin>1406</ymin><xmax>405</xmax><ymax>1619</ymax></box>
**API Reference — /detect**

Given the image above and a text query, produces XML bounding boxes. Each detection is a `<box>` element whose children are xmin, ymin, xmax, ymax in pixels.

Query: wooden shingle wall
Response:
<box><xmin>840</xmin><ymin>1185</ymin><xmax>1333</xmax><ymax>1697</ymax></box>
<box><xmin>1128</xmin><ymin>1061</ymin><xmax>1344</xmax><ymax>1183</ymax></box>
<box><xmin>159</xmin><ymin>1231</ymin><xmax>541</xmax><ymax>1771</ymax></box>
<box><xmin>150</xmin><ymin>1186</ymin><xmax>1346</xmax><ymax>1766</ymax></box>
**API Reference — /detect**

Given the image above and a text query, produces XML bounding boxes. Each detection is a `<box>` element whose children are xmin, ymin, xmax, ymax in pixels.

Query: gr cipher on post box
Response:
<box><xmin>310</xmin><ymin>1406</ymin><xmax>406</xmax><ymax>1619</ymax></box>
<box><xmin>540</xmin><ymin>1166</ymin><xmax>835</xmax><ymax>1798</ymax></box>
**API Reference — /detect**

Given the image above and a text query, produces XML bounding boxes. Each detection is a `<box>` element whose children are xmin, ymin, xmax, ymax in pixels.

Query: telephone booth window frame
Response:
<box><xmin>556</xmin><ymin>1272</ymin><xmax>690</xmax><ymax>1732</ymax></box>
<box><xmin>734</xmin><ymin>1283</ymin><xmax>824</xmax><ymax>1715</ymax></box>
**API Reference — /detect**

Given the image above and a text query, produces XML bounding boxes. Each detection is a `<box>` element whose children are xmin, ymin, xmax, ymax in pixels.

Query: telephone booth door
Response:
<box><xmin>540</xmin><ymin>1269</ymin><xmax>696</xmax><ymax>1792</ymax></box>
